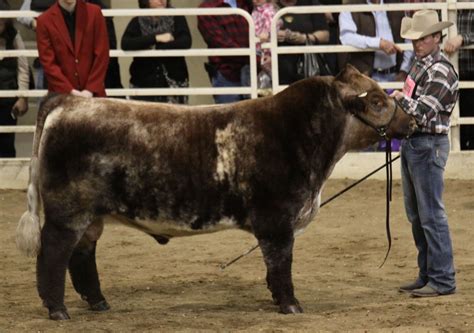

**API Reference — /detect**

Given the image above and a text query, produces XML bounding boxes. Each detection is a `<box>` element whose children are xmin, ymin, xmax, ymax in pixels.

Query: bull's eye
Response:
<box><xmin>372</xmin><ymin>99</ymin><xmax>384</xmax><ymax>108</ymax></box>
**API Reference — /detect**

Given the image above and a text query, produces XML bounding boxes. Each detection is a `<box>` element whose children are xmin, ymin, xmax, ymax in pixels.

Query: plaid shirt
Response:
<box><xmin>400</xmin><ymin>48</ymin><xmax>459</xmax><ymax>134</ymax></box>
<box><xmin>457</xmin><ymin>9</ymin><xmax>474</xmax><ymax>79</ymax></box>
<box><xmin>198</xmin><ymin>0</ymin><xmax>251</xmax><ymax>82</ymax></box>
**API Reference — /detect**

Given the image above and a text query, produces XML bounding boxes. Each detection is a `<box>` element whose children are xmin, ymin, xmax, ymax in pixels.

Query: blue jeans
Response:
<box><xmin>401</xmin><ymin>134</ymin><xmax>456</xmax><ymax>293</ymax></box>
<box><xmin>212</xmin><ymin>65</ymin><xmax>250</xmax><ymax>104</ymax></box>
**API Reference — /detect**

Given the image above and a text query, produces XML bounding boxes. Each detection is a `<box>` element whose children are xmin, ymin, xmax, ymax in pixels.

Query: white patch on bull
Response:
<box><xmin>214</xmin><ymin>124</ymin><xmax>238</xmax><ymax>183</ymax></box>
<box><xmin>110</xmin><ymin>214</ymin><xmax>238</xmax><ymax>237</ymax></box>
<box><xmin>294</xmin><ymin>189</ymin><xmax>322</xmax><ymax>236</ymax></box>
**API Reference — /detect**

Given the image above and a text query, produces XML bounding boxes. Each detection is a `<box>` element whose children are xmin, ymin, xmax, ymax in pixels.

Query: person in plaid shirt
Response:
<box><xmin>198</xmin><ymin>0</ymin><xmax>253</xmax><ymax>104</ymax></box>
<box><xmin>391</xmin><ymin>10</ymin><xmax>458</xmax><ymax>298</ymax></box>
<box><xmin>444</xmin><ymin>6</ymin><xmax>474</xmax><ymax>150</ymax></box>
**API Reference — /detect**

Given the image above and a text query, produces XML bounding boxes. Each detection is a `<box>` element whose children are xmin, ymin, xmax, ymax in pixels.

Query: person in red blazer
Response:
<box><xmin>36</xmin><ymin>0</ymin><xmax>109</xmax><ymax>97</ymax></box>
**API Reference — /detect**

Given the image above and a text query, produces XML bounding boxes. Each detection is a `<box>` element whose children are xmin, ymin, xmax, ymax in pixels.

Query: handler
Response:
<box><xmin>391</xmin><ymin>10</ymin><xmax>459</xmax><ymax>297</ymax></box>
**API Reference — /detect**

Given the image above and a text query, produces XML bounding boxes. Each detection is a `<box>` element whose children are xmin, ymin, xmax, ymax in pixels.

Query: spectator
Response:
<box><xmin>0</xmin><ymin>0</ymin><xmax>30</xmax><ymax>157</ymax></box>
<box><xmin>21</xmin><ymin>0</ymin><xmax>121</xmax><ymax>92</ymax></box>
<box><xmin>444</xmin><ymin>7</ymin><xmax>474</xmax><ymax>150</ymax></box>
<box><xmin>36</xmin><ymin>0</ymin><xmax>109</xmax><ymax>97</ymax></box>
<box><xmin>121</xmin><ymin>0</ymin><xmax>191</xmax><ymax>104</ymax></box>
<box><xmin>198</xmin><ymin>0</ymin><xmax>253</xmax><ymax>104</ymax></box>
<box><xmin>276</xmin><ymin>0</ymin><xmax>330</xmax><ymax>85</ymax></box>
<box><xmin>252</xmin><ymin>0</ymin><xmax>279</xmax><ymax>89</ymax></box>
<box><xmin>339</xmin><ymin>0</ymin><xmax>412</xmax><ymax>151</ymax></box>
<box><xmin>391</xmin><ymin>10</ymin><xmax>458</xmax><ymax>297</ymax></box>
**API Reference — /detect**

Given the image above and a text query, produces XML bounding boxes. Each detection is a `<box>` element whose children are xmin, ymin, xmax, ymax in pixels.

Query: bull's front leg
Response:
<box><xmin>257</xmin><ymin>234</ymin><xmax>303</xmax><ymax>314</ymax></box>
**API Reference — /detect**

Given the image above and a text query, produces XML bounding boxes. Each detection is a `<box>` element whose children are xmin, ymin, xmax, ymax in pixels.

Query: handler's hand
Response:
<box><xmin>390</xmin><ymin>90</ymin><xmax>404</xmax><ymax>100</ymax></box>
<box><xmin>81</xmin><ymin>90</ymin><xmax>93</xmax><ymax>98</ymax></box>
<box><xmin>444</xmin><ymin>35</ymin><xmax>463</xmax><ymax>55</ymax></box>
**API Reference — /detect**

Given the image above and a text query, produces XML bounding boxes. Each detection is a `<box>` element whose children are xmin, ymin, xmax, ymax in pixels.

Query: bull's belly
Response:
<box><xmin>109</xmin><ymin>214</ymin><xmax>240</xmax><ymax>238</ymax></box>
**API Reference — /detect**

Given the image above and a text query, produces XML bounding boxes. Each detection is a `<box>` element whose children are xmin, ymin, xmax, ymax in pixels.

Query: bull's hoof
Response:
<box><xmin>89</xmin><ymin>300</ymin><xmax>110</xmax><ymax>312</ymax></box>
<box><xmin>280</xmin><ymin>303</ymin><xmax>304</xmax><ymax>314</ymax></box>
<box><xmin>49</xmin><ymin>310</ymin><xmax>71</xmax><ymax>320</ymax></box>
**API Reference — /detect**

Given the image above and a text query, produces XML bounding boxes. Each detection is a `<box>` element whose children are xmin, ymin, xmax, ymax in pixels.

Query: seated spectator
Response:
<box><xmin>198</xmin><ymin>0</ymin><xmax>252</xmax><ymax>104</ymax></box>
<box><xmin>276</xmin><ymin>0</ymin><xmax>330</xmax><ymax>85</ymax></box>
<box><xmin>0</xmin><ymin>0</ymin><xmax>29</xmax><ymax>157</ymax></box>
<box><xmin>122</xmin><ymin>0</ymin><xmax>191</xmax><ymax>104</ymax></box>
<box><xmin>339</xmin><ymin>0</ymin><xmax>412</xmax><ymax>151</ymax></box>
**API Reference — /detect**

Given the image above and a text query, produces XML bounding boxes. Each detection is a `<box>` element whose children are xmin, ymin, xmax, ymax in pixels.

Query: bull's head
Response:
<box><xmin>335</xmin><ymin>65</ymin><xmax>417</xmax><ymax>150</ymax></box>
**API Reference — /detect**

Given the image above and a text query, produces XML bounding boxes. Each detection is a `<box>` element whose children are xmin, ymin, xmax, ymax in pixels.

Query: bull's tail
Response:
<box><xmin>16</xmin><ymin>93</ymin><xmax>67</xmax><ymax>257</ymax></box>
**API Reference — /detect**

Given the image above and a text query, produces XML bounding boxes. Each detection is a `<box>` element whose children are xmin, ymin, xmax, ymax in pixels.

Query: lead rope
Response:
<box><xmin>378</xmin><ymin>139</ymin><xmax>393</xmax><ymax>268</ymax></box>
<box><xmin>220</xmin><ymin>153</ymin><xmax>400</xmax><ymax>270</ymax></box>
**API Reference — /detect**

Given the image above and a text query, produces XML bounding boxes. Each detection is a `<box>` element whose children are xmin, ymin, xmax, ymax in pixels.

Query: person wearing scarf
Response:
<box><xmin>121</xmin><ymin>0</ymin><xmax>191</xmax><ymax>104</ymax></box>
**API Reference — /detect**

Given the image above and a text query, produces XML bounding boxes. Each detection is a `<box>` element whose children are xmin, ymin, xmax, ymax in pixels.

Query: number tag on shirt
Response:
<box><xmin>403</xmin><ymin>75</ymin><xmax>416</xmax><ymax>98</ymax></box>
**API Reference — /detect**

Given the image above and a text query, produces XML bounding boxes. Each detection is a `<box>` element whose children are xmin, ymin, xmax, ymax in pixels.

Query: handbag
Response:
<box><xmin>297</xmin><ymin>34</ymin><xmax>332</xmax><ymax>78</ymax></box>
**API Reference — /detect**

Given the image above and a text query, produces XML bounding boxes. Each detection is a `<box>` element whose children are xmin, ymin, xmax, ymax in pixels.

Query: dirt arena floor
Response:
<box><xmin>1</xmin><ymin>179</ymin><xmax>473</xmax><ymax>332</ymax></box>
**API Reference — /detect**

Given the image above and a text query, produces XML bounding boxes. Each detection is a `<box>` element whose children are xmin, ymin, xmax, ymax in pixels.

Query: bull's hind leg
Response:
<box><xmin>68</xmin><ymin>219</ymin><xmax>110</xmax><ymax>312</ymax></box>
<box><xmin>257</xmin><ymin>233</ymin><xmax>303</xmax><ymax>314</ymax></box>
<box><xmin>37</xmin><ymin>217</ymin><xmax>86</xmax><ymax>320</ymax></box>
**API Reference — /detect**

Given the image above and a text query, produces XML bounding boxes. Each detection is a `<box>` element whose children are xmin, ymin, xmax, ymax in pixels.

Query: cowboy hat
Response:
<box><xmin>401</xmin><ymin>10</ymin><xmax>453</xmax><ymax>40</ymax></box>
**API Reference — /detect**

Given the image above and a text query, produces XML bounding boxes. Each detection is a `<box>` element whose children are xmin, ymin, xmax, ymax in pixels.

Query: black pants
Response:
<box><xmin>0</xmin><ymin>100</ymin><xmax>17</xmax><ymax>157</ymax></box>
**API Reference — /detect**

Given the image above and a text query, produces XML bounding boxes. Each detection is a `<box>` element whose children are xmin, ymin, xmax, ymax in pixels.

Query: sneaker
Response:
<box><xmin>399</xmin><ymin>280</ymin><xmax>426</xmax><ymax>293</ymax></box>
<box><xmin>411</xmin><ymin>285</ymin><xmax>456</xmax><ymax>298</ymax></box>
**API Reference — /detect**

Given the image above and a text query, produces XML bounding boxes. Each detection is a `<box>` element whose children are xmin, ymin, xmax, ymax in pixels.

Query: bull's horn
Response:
<box><xmin>358</xmin><ymin>92</ymin><xmax>368</xmax><ymax>98</ymax></box>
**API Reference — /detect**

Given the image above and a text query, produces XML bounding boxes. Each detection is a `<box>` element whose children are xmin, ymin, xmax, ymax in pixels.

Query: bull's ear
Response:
<box><xmin>335</xmin><ymin>64</ymin><xmax>361</xmax><ymax>83</ymax></box>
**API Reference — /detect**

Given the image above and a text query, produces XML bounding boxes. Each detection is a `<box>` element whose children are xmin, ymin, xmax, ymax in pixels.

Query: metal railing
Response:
<box><xmin>0</xmin><ymin>2</ymin><xmax>473</xmax><ymax>153</ymax></box>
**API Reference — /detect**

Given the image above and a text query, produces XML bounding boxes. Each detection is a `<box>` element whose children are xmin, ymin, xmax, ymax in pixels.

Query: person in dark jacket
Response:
<box><xmin>121</xmin><ymin>0</ymin><xmax>191</xmax><ymax>104</ymax></box>
<box><xmin>276</xmin><ymin>0</ymin><xmax>330</xmax><ymax>85</ymax></box>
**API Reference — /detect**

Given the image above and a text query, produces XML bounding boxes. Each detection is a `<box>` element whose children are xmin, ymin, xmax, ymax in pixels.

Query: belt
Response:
<box><xmin>373</xmin><ymin>66</ymin><xmax>398</xmax><ymax>75</ymax></box>
<box><xmin>410</xmin><ymin>132</ymin><xmax>447</xmax><ymax>138</ymax></box>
